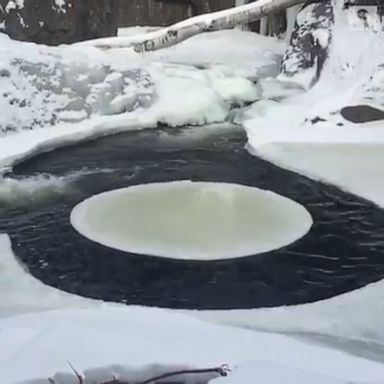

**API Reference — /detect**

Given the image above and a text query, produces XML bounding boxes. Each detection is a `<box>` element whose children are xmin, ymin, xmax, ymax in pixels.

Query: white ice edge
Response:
<box><xmin>0</xmin><ymin>111</ymin><xmax>156</xmax><ymax>174</ymax></box>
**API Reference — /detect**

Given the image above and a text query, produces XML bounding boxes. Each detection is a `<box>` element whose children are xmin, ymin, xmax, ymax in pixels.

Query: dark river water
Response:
<box><xmin>1</xmin><ymin>125</ymin><xmax>384</xmax><ymax>309</ymax></box>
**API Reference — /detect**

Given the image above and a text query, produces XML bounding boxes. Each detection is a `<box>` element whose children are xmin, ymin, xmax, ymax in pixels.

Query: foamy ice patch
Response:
<box><xmin>0</xmin><ymin>168</ymin><xmax>115</xmax><ymax>203</ymax></box>
<box><xmin>71</xmin><ymin>181</ymin><xmax>313</xmax><ymax>261</ymax></box>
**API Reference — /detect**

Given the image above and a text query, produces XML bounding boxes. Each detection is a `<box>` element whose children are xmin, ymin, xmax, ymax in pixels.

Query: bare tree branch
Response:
<box><xmin>67</xmin><ymin>361</ymin><xmax>84</xmax><ymax>384</ymax></box>
<box><xmin>48</xmin><ymin>365</ymin><xmax>230</xmax><ymax>384</ymax></box>
<box><xmin>142</xmin><ymin>365</ymin><xmax>230</xmax><ymax>384</ymax></box>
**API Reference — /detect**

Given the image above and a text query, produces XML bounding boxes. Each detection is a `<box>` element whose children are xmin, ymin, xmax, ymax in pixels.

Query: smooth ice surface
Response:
<box><xmin>70</xmin><ymin>181</ymin><xmax>312</xmax><ymax>260</ymax></box>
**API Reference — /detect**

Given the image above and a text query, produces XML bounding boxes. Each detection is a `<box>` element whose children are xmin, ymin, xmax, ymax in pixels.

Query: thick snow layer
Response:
<box><xmin>0</xmin><ymin>33</ymin><xmax>153</xmax><ymax>135</ymax></box>
<box><xmin>244</xmin><ymin>1</ymin><xmax>384</xmax><ymax>208</ymax></box>
<box><xmin>0</xmin><ymin>28</ymin><xmax>276</xmax><ymax>137</ymax></box>
<box><xmin>196</xmin><ymin>274</ymin><xmax>384</xmax><ymax>354</ymax></box>
<box><xmin>118</xmin><ymin>28</ymin><xmax>286</xmax><ymax>80</ymax></box>
<box><xmin>70</xmin><ymin>181</ymin><xmax>312</xmax><ymax>260</ymax></box>
<box><xmin>2</xmin><ymin>306</ymin><xmax>384</xmax><ymax>383</ymax></box>
<box><xmin>249</xmin><ymin>142</ymin><xmax>384</xmax><ymax>207</ymax></box>
<box><xmin>144</xmin><ymin>30</ymin><xmax>286</xmax><ymax>79</ymax></box>
<box><xmin>213</xmin><ymin>362</ymin><xmax>348</xmax><ymax>384</ymax></box>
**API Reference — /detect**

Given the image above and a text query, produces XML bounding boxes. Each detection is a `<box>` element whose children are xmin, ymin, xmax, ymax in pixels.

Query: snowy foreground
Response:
<box><xmin>3</xmin><ymin>305</ymin><xmax>384</xmax><ymax>384</ymax></box>
<box><xmin>1</xmin><ymin>17</ymin><xmax>384</xmax><ymax>383</ymax></box>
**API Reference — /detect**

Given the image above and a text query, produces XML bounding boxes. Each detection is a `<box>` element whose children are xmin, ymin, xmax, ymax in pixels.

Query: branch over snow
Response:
<box><xmin>48</xmin><ymin>365</ymin><xmax>230</xmax><ymax>384</ymax></box>
<box><xmin>80</xmin><ymin>0</ymin><xmax>304</xmax><ymax>52</ymax></box>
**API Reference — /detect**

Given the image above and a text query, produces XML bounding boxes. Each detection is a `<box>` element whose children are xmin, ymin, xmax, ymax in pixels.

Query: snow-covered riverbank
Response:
<box><xmin>1</xmin><ymin>13</ymin><xmax>384</xmax><ymax>383</ymax></box>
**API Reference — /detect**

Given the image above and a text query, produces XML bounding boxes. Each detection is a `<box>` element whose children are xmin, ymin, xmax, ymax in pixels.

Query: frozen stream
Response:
<box><xmin>1</xmin><ymin>125</ymin><xmax>384</xmax><ymax>309</ymax></box>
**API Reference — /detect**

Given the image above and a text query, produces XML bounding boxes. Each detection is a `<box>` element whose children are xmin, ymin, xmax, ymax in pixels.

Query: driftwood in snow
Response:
<box><xmin>85</xmin><ymin>0</ymin><xmax>305</xmax><ymax>51</ymax></box>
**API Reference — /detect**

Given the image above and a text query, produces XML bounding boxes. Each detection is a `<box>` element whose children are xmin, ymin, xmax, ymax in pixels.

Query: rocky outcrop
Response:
<box><xmin>281</xmin><ymin>0</ymin><xmax>334</xmax><ymax>86</ymax></box>
<box><xmin>0</xmin><ymin>0</ymin><xmax>119</xmax><ymax>45</ymax></box>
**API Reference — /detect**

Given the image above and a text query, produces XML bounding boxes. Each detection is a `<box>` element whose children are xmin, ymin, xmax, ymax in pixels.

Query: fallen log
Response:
<box><xmin>81</xmin><ymin>0</ymin><xmax>305</xmax><ymax>52</ymax></box>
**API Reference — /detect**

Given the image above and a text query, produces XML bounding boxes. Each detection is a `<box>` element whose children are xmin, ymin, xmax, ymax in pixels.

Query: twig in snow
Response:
<box><xmin>142</xmin><ymin>364</ymin><xmax>231</xmax><ymax>384</ymax></box>
<box><xmin>48</xmin><ymin>364</ymin><xmax>230</xmax><ymax>384</ymax></box>
<box><xmin>68</xmin><ymin>361</ymin><xmax>84</xmax><ymax>384</ymax></box>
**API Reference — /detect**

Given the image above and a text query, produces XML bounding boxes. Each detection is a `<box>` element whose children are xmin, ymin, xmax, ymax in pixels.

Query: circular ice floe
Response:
<box><xmin>71</xmin><ymin>181</ymin><xmax>312</xmax><ymax>261</ymax></box>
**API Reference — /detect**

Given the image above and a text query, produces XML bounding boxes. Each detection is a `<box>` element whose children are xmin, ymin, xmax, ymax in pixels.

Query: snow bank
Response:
<box><xmin>144</xmin><ymin>29</ymin><xmax>286</xmax><ymax>79</ymax></box>
<box><xmin>2</xmin><ymin>306</ymin><xmax>384</xmax><ymax>383</ymax></box>
<box><xmin>0</xmin><ymin>235</ymin><xmax>98</xmax><ymax>318</ymax></box>
<box><xmin>118</xmin><ymin>28</ymin><xmax>286</xmax><ymax>80</ymax></box>
<box><xmin>0</xmin><ymin>28</ymin><xmax>279</xmax><ymax>141</ymax></box>
<box><xmin>0</xmin><ymin>33</ymin><xmax>153</xmax><ymax>135</ymax></box>
<box><xmin>244</xmin><ymin>1</ymin><xmax>384</xmax><ymax>207</ymax></box>
<box><xmin>0</xmin><ymin>111</ymin><xmax>155</xmax><ymax>173</ymax></box>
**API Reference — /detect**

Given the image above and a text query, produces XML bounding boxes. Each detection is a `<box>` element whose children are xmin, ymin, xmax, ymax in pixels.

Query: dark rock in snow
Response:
<box><xmin>0</xmin><ymin>0</ymin><xmax>119</xmax><ymax>45</ymax></box>
<box><xmin>281</xmin><ymin>0</ymin><xmax>334</xmax><ymax>85</ymax></box>
<box><xmin>310</xmin><ymin>116</ymin><xmax>327</xmax><ymax>124</ymax></box>
<box><xmin>341</xmin><ymin>105</ymin><xmax>384</xmax><ymax>123</ymax></box>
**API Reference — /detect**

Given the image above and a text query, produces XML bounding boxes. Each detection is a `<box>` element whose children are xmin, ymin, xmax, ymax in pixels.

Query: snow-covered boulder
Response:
<box><xmin>0</xmin><ymin>0</ymin><xmax>119</xmax><ymax>45</ymax></box>
<box><xmin>0</xmin><ymin>35</ymin><xmax>155</xmax><ymax>135</ymax></box>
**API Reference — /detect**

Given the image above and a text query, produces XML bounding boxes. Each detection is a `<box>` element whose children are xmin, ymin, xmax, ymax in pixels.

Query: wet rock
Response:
<box><xmin>341</xmin><ymin>105</ymin><xmax>384</xmax><ymax>123</ymax></box>
<box><xmin>0</xmin><ymin>0</ymin><xmax>119</xmax><ymax>45</ymax></box>
<box><xmin>310</xmin><ymin>116</ymin><xmax>327</xmax><ymax>125</ymax></box>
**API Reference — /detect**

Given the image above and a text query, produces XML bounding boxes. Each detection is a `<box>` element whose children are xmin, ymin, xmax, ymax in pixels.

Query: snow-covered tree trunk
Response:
<box><xmin>85</xmin><ymin>0</ymin><xmax>305</xmax><ymax>51</ymax></box>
